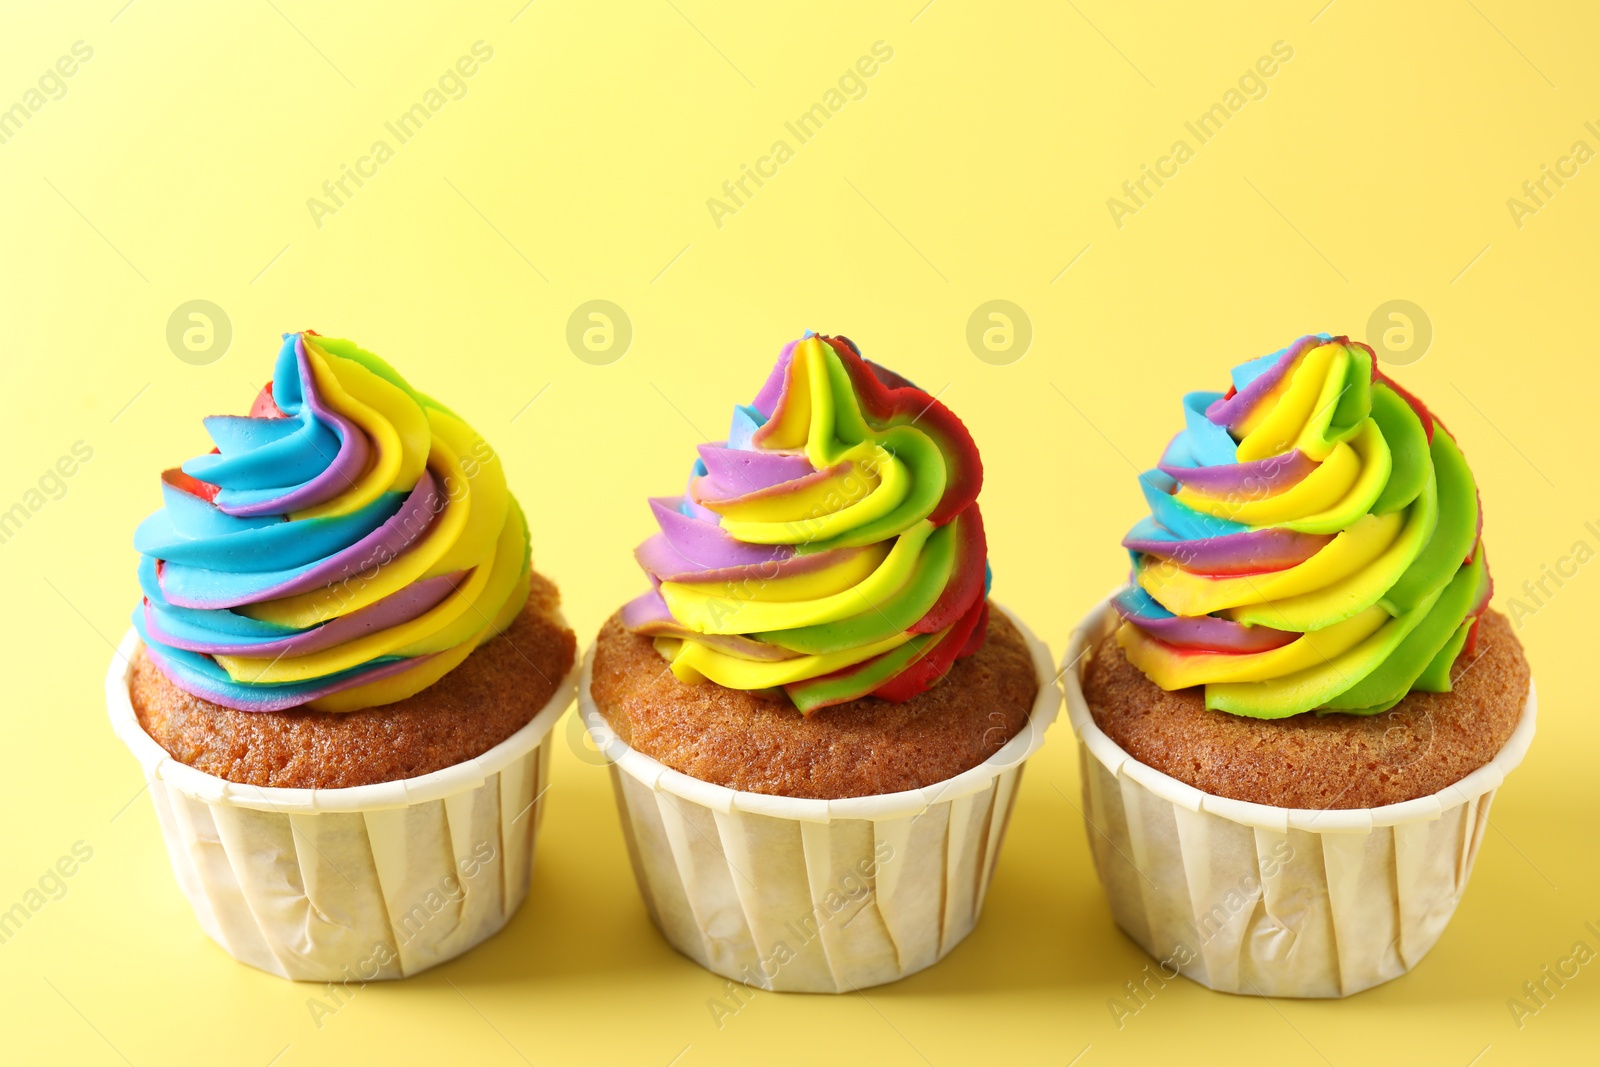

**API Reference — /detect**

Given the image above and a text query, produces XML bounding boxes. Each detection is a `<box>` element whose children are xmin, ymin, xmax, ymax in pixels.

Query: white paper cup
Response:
<box><xmin>578</xmin><ymin>603</ymin><xmax>1061</xmax><ymax>993</ymax></box>
<box><xmin>106</xmin><ymin>627</ymin><xmax>578</xmax><ymax>982</ymax></box>
<box><xmin>1062</xmin><ymin>597</ymin><xmax>1537</xmax><ymax>998</ymax></box>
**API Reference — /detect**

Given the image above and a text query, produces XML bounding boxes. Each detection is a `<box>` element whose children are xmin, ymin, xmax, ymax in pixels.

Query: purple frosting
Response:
<box><xmin>1204</xmin><ymin>335</ymin><xmax>1323</xmax><ymax>432</ymax></box>
<box><xmin>140</xmin><ymin>640</ymin><xmax>436</xmax><ymax>713</ymax></box>
<box><xmin>161</xmin><ymin>469</ymin><xmax>444</xmax><ymax>609</ymax></box>
<box><xmin>619</xmin><ymin>590</ymin><xmax>801</xmax><ymax>660</ymax></box>
<box><xmin>214</xmin><ymin>336</ymin><xmax>372</xmax><ymax>518</ymax></box>
<box><xmin>1125</xmin><ymin>526</ymin><xmax>1333</xmax><ymax>575</ymax></box>
<box><xmin>695</xmin><ymin>444</ymin><xmax>816</xmax><ymax>500</ymax></box>
<box><xmin>1112</xmin><ymin>589</ymin><xmax>1297</xmax><ymax>653</ymax></box>
<box><xmin>638</xmin><ymin>538</ymin><xmax>866</xmax><ymax>586</ymax></box>
<box><xmin>694</xmin><ymin>460</ymin><xmax>851</xmax><ymax>509</ymax></box>
<box><xmin>144</xmin><ymin>571</ymin><xmax>465</xmax><ymax>657</ymax></box>
<box><xmin>1159</xmin><ymin>448</ymin><xmax>1317</xmax><ymax>498</ymax></box>
<box><xmin>648</xmin><ymin>497</ymin><xmax>790</xmax><ymax>571</ymax></box>
<box><xmin>750</xmin><ymin>340</ymin><xmax>798</xmax><ymax>417</ymax></box>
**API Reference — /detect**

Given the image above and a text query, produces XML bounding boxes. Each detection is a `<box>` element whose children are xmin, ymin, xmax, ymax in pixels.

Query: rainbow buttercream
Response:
<box><xmin>132</xmin><ymin>331</ymin><xmax>530</xmax><ymax>712</ymax></box>
<box><xmin>621</xmin><ymin>332</ymin><xmax>990</xmax><ymax>714</ymax></box>
<box><xmin>1113</xmin><ymin>334</ymin><xmax>1492</xmax><ymax>719</ymax></box>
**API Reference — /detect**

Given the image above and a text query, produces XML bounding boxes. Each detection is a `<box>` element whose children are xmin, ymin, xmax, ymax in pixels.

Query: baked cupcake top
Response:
<box><xmin>621</xmin><ymin>332</ymin><xmax>989</xmax><ymax>713</ymax></box>
<box><xmin>1113</xmin><ymin>334</ymin><xmax>1491</xmax><ymax>719</ymax></box>
<box><xmin>133</xmin><ymin>331</ymin><xmax>531</xmax><ymax>713</ymax></box>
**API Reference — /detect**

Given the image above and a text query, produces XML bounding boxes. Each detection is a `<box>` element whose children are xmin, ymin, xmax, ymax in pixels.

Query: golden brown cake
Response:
<box><xmin>1083</xmin><ymin>607</ymin><xmax>1528</xmax><ymax>809</ymax></box>
<box><xmin>591</xmin><ymin>603</ymin><xmax>1038</xmax><ymax>800</ymax></box>
<box><xmin>132</xmin><ymin>576</ymin><xmax>575</xmax><ymax>790</ymax></box>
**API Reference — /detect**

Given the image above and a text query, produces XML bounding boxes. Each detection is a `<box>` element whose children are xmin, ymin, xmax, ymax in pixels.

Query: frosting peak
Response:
<box><xmin>1114</xmin><ymin>334</ymin><xmax>1491</xmax><ymax>719</ymax></box>
<box><xmin>623</xmin><ymin>333</ymin><xmax>990</xmax><ymax>713</ymax></box>
<box><xmin>133</xmin><ymin>331</ymin><xmax>530</xmax><ymax>712</ymax></box>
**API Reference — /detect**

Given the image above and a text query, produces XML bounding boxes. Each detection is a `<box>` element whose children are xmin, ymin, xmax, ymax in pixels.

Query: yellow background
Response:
<box><xmin>1</xmin><ymin>1</ymin><xmax>1595</xmax><ymax>1063</ymax></box>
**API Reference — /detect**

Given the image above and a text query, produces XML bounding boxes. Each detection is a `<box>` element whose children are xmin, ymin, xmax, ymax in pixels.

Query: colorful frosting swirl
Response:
<box><xmin>132</xmin><ymin>331</ymin><xmax>530</xmax><ymax>712</ymax></box>
<box><xmin>1113</xmin><ymin>334</ymin><xmax>1492</xmax><ymax>719</ymax></box>
<box><xmin>622</xmin><ymin>332</ymin><xmax>990</xmax><ymax>714</ymax></box>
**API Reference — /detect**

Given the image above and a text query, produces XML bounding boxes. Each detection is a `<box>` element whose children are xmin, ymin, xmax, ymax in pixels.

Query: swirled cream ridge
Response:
<box><xmin>1113</xmin><ymin>334</ymin><xmax>1491</xmax><ymax>718</ymax></box>
<box><xmin>132</xmin><ymin>331</ymin><xmax>530</xmax><ymax>712</ymax></box>
<box><xmin>621</xmin><ymin>332</ymin><xmax>990</xmax><ymax>714</ymax></box>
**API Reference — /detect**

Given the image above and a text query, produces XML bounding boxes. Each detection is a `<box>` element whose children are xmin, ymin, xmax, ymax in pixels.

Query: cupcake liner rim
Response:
<box><xmin>1062</xmin><ymin>594</ymin><xmax>1537</xmax><ymax>834</ymax></box>
<box><xmin>105</xmin><ymin>621</ymin><xmax>580</xmax><ymax>815</ymax></box>
<box><xmin>577</xmin><ymin>600</ymin><xmax>1062</xmax><ymax>823</ymax></box>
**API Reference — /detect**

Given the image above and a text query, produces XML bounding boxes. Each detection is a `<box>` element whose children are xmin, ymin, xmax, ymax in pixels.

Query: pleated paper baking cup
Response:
<box><xmin>106</xmin><ymin>627</ymin><xmax>578</xmax><ymax>982</ymax></box>
<box><xmin>1063</xmin><ymin>598</ymin><xmax>1537</xmax><ymax>998</ymax></box>
<box><xmin>578</xmin><ymin>603</ymin><xmax>1061</xmax><ymax>993</ymax></box>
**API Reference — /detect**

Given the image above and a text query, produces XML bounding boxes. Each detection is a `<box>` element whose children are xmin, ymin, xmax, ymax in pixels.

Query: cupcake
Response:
<box><xmin>106</xmin><ymin>330</ymin><xmax>577</xmax><ymax>981</ymax></box>
<box><xmin>1063</xmin><ymin>334</ymin><xmax>1535</xmax><ymax>997</ymax></box>
<box><xmin>580</xmin><ymin>332</ymin><xmax>1059</xmax><ymax>993</ymax></box>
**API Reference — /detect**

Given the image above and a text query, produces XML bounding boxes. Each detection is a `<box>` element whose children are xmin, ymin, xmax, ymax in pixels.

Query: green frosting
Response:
<box><xmin>1117</xmin><ymin>336</ymin><xmax>1496</xmax><ymax>720</ymax></box>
